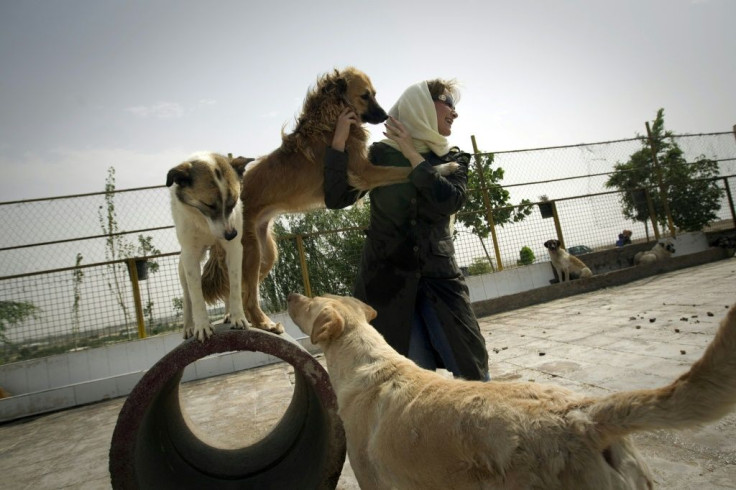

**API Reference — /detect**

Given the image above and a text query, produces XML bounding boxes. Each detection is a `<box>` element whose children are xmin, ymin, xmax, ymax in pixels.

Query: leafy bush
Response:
<box><xmin>517</xmin><ymin>246</ymin><xmax>535</xmax><ymax>266</ymax></box>
<box><xmin>467</xmin><ymin>256</ymin><xmax>493</xmax><ymax>275</ymax></box>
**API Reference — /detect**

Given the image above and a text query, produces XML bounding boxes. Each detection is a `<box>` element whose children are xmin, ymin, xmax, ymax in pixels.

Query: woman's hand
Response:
<box><xmin>383</xmin><ymin>116</ymin><xmax>424</xmax><ymax>167</ymax></box>
<box><xmin>331</xmin><ymin>108</ymin><xmax>358</xmax><ymax>152</ymax></box>
<box><xmin>382</xmin><ymin>116</ymin><xmax>413</xmax><ymax>149</ymax></box>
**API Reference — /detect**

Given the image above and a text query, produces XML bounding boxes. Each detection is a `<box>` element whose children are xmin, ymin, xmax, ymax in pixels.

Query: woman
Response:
<box><xmin>323</xmin><ymin>79</ymin><xmax>490</xmax><ymax>381</ymax></box>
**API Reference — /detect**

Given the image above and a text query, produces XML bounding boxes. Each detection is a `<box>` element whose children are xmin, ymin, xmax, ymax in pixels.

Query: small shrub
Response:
<box><xmin>517</xmin><ymin>246</ymin><xmax>535</xmax><ymax>266</ymax></box>
<box><xmin>467</xmin><ymin>257</ymin><xmax>493</xmax><ymax>275</ymax></box>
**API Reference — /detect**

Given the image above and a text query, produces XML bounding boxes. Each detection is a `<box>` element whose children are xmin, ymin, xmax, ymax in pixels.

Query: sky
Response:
<box><xmin>0</xmin><ymin>0</ymin><xmax>734</xmax><ymax>202</ymax></box>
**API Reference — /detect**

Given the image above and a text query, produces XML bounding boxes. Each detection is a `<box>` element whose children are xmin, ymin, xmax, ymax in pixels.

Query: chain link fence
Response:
<box><xmin>1</xmin><ymin>131</ymin><xmax>735</xmax><ymax>364</ymax></box>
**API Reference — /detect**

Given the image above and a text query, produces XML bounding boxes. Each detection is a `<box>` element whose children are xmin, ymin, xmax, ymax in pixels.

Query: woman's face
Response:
<box><xmin>434</xmin><ymin>92</ymin><xmax>458</xmax><ymax>137</ymax></box>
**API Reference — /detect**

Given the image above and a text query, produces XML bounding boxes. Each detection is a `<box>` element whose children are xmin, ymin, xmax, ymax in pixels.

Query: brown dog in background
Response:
<box><xmin>544</xmin><ymin>239</ymin><xmax>593</xmax><ymax>282</ymax></box>
<box><xmin>202</xmin><ymin>67</ymin><xmax>457</xmax><ymax>331</ymax></box>
<box><xmin>288</xmin><ymin>292</ymin><xmax>736</xmax><ymax>490</ymax></box>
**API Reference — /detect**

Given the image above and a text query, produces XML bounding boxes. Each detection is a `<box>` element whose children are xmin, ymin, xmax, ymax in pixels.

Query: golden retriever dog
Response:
<box><xmin>288</xmin><ymin>292</ymin><xmax>736</xmax><ymax>490</ymax></box>
<box><xmin>634</xmin><ymin>240</ymin><xmax>676</xmax><ymax>265</ymax></box>
<box><xmin>202</xmin><ymin>67</ymin><xmax>457</xmax><ymax>331</ymax></box>
<box><xmin>544</xmin><ymin>239</ymin><xmax>593</xmax><ymax>282</ymax></box>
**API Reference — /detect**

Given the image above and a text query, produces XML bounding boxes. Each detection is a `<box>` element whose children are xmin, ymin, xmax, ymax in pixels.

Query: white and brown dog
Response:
<box><xmin>634</xmin><ymin>240</ymin><xmax>676</xmax><ymax>265</ymax></box>
<box><xmin>167</xmin><ymin>152</ymin><xmax>252</xmax><ymax>341</ymax></box>
<box><xmin>288</xmin><ymin>292</ymin><xmax>736</xmax><ymax>490</ymax></box>
<box><xmin>544</xmin><ymin>239</ymin><xmax>592</xmax><ymax>282</ymax></box>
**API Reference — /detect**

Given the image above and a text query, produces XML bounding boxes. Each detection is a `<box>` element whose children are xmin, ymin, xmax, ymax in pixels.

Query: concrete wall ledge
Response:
<box><xmin>0</xmin><ymin>313</ymin><xmax>317</xmax><ymax>423</ymax></box>
<box><xmin>473</xmin><ymin>246</ymin><xmax>732</xmax><ymax>318</ymax></box>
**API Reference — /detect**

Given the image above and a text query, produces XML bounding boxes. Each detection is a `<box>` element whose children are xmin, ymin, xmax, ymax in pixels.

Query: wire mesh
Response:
<box><xmin>0</xmin><ymin>255</ymin><xmax>206</xmax><ymax>363</ymax></box>
<box><xmin>1</xmin><ymin>132</ymin><xmax>734</xmax><ymax>364</ymax></box>
<box><xmin>0</xmin><ymin>186</ymin><xmax>179</xmax><ymax>276</ymax></box>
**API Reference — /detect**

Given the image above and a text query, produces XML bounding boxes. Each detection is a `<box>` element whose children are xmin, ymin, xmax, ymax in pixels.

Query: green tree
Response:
<box><xmin>261</xmin><ymin>204</ymin><xmax>370</xmax><ymax>312</ymax></box>
<box><xmin>456</xmin><ymin>153</ymin><xmax>534</xmax><ymax>267</ymax></box>
<box><xmin>0</xmin><ymin>300</ymin><xmax>40</xmax><ymax>346</ymax></box>
<box><xmin>137</xmin><ymin>235</ymin><xmax>161</xmax><ymax>331</ymax></box>
<box><xmin>97</xmin><ymin>167</ymin><xmax>135</xmax><ymax>337</ymax></box>
<box><xmin>605</xmin><ymin>109</ymin><xmax>723</xmax><ymax>233</ymax></box>
<box><xmin>517</xmin><ymin>246</ymin><xmax>535</xmax><ymax>266</ymax></box>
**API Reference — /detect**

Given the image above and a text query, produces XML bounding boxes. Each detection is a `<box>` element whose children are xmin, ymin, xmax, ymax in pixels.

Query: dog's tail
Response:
<box><xmin>201</xmin><ymin>243</ymin><xmax>230</xmax><ymax>303</ymax></box>
<box><xmin>586</xmin><ymin>303</ymin><xmax>736</xmax><ymax>444</ymax></box>
<box><xmin>580</xmin><ymin>267</ymin><xmax>592</xmax><ymax>278</ymax></box>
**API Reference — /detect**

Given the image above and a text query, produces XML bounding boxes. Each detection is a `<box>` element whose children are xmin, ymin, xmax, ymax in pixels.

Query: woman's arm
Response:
<box><xmin>324</xmin><ymin>148</ymin><xmax>364</xmax><ymax>209</ymax></box>
<box><xmin>382</xmin><ymin>116</ymin><xmax>467</xmax><ymax>214</ymax></box>
<box><xmin>409</xmin><ymin>155</ymin><xmax>468</xmax><ymax>215</ymax></box>
<box><xmin>324</xmin><ymin>108</ymin><xmax>365</xmax><ymax>209</ymax></box>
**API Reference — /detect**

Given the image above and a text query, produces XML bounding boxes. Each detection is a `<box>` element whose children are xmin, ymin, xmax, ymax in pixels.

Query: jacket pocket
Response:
<box><xmin>431</xmin><ymin>237</ymin><xmax>455</xmax><ymax>257</ymax></box>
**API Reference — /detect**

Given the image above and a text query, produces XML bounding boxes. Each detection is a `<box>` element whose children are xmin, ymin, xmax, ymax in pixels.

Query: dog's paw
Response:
<box><xmin>254</xmin><ymin>321</ymin><xmax>285</xmax><ymax>335</ymax></box>
<box><xmin>226</xmin><ymin>312</ymin><xmax>250</xmax><ymax>330</ymax></box>
<box><xmin>436</xmin><ymin>161</ymin><xmax>460</xmax><ymax>176</ymax></box>
<box><xmin>184</xmin><ymin>323</ymin><xmax>214</xmax><ymax>342</ymax></box>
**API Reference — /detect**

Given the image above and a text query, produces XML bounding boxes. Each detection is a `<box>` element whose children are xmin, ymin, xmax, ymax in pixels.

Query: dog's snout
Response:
<box><xmin>363</xmin><ymin>104</ymin><xmax>389</xmax><ymax>124</ymax></box>
<box><xmin>224</xmin><ymin>229</ymin><xmax>238</xmax><ymax>241</ymax></box>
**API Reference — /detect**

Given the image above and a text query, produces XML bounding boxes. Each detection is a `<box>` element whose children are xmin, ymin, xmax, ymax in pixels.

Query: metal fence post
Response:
<box><xmin>724</xmin><ymin>177</ymin><xmax>736</xmax><ymax>227</ymax></box>
<box><xmin>126</xmin><ymin>258</ymin><xmax>147</xmax><ymax>339</ymax></box>
<box><xmin>644</xmin><ymin>188</ymin><xmax>661</xmax><ymax>241</ymax></box>
<box><xmin>551</xmin><ymin>201</ymin><xmax>565</xmax><ymax>248</ymax></box>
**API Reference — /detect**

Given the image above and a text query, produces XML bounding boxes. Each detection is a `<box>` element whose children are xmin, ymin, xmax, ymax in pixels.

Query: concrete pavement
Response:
<box><xmin>1</xmin><ymin>258</ymin><xmax>734</xmax><ymax>489</ymax></box>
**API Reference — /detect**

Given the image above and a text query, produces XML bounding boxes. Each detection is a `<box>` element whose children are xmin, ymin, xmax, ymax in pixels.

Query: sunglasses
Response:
<box><xmin>434</xmin><ymin>93</ymin><xmax>456</xmax><ymax>110</ymax></box>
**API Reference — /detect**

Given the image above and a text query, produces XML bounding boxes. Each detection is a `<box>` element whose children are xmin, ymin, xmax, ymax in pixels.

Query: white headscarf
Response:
<box><xmin>381</xmin><ymin>81</ymin><xmax>450</xmax><ymax>157</ymax></box>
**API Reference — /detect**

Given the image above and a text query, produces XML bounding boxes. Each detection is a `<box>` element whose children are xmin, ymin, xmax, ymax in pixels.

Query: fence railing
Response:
<box><xmin>1</xmin><ymin>131</ymin><xmax>734</xmax><ymax>364</ymax></box>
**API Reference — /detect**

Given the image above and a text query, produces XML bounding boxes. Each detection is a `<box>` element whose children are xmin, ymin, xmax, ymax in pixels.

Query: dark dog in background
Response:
<box><xmin>710</xmin><ymin>235</ymin><xmax>735</xmax><ymax>250</ymax></box>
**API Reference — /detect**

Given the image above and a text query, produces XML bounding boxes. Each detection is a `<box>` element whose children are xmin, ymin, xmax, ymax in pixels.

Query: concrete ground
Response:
<box><xmin>1</xmin><ymin>258</ymin><xmax>735</xmax><ymax>489</ymax></box>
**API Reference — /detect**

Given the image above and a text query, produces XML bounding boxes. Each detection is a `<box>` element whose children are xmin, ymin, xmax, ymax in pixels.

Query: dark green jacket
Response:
<box><xmin>324</xmin><ymin>142</ymin><xmax>489</xmax><ymax>380</ymax></box>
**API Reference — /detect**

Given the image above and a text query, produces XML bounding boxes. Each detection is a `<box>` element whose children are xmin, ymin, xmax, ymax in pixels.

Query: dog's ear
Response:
<box><xmin>310</xmin><ymin>306</ymin><xmax>345</xmax><ymax>345</ymax></box>
<box><xmin>166</xmin><ymin>163</ymin><xmax>192</xmax><ymax>187</ymax></box>
<box><xmin>335</xmin><ymin>75</ymin><xmax>348</xmax><ymax>94</ymax></box>
<box><xmin>361</xmin><ymin>303</ymin><xmax>377</xmax><ymax>322</ymax></box>
<box><xmin>343</xmin><ymin>295</ymin><xmax>378</xmax><ymax>322</ymax></box>
<box><xmin>230</xmin><ymin>156</ymin><xmax>254</xmax><ymax>179</ymax></box>
<box><xmin>323</xmin><ymin>69</ymin><xmax>348</xmax><ymax>97</ymax></box>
